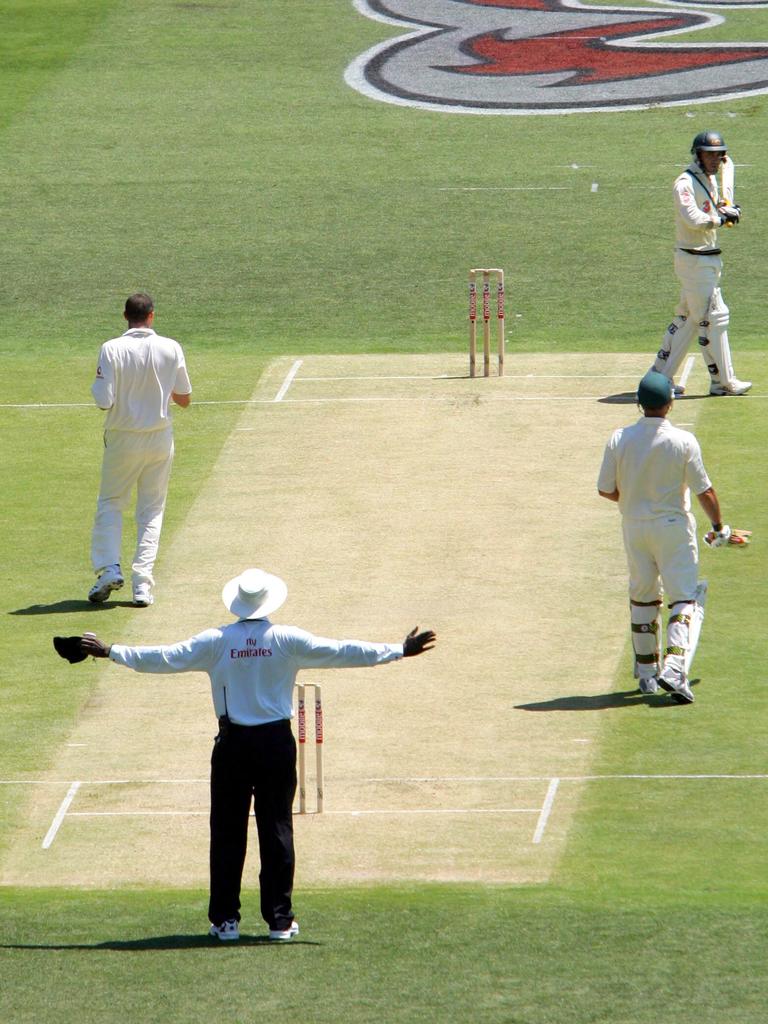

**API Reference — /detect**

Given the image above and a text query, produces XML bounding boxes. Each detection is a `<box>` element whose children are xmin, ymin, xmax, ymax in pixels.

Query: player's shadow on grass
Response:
<box><xmin>517</xmin><ymin>682</ymin><xmax>700</xmax><ymax>711</ymax></box>
<box><xmin>0</xmin><ymin>935</ymin><xmax>320</xmax><ymax>951</ymax></box>
<box><xmin>598</xmin><ymin>393</ymin><xmax>706</xmax><ymax>405</ymax></box>
<box><xmin>9</xmin><ymin>599</ymin><xmax>133</xmax><ymax>615</ymax></box>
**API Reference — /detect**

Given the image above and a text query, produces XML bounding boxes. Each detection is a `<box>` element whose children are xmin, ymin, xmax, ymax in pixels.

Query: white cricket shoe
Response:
<box><xmin>658</xmin><ymin>665</ymin><xmax>694</xmax><ymax>704</ymax></box>
<box><xmin>133</xmin><ymin>583</ymin><xmax>154</xmax><ymax>607</ymax></box>
<box><xmin>209</xmin><ymin>919</ymin><xmax>239</xmax><ymax>941</ymax></box>
<box><xmin>268</xmin><ymin>920</ymin><xmax>299</xmax><ymax>941</ymax></box>
<box><xmin>88</xmin><ymin>565</ymin><xmax>124</xmax><ymax>603</ymax></box>
<box><xmin>709</xmin><ymin>378</ymin><xmax>752</xmax><ymax>396</ymax></box>
<box><xmin>638</xmin><ymin>677</ymin><xmax>659</xmax><ymax>695</ymax></box>
<box><xmin>672</xmin><ymin>384</ymin><xmax>685</xmax><ymax>397</ymax></box>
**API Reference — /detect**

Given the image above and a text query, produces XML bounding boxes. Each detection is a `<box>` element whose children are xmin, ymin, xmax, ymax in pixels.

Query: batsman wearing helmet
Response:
<box><xmin>651</xmin><ymin>131</ymin><xmax>751</xmax><ymax>397</ymax></box>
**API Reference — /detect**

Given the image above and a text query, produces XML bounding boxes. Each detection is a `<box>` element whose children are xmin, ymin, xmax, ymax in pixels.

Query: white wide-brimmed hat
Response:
<box><xmin>222</xmin><ymin>568</ymin><xmax>288</xmax><ymax>620</ymax></box>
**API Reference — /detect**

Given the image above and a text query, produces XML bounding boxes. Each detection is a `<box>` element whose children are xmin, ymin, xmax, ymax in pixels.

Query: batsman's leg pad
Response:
<box><xmin>654</xmin><ymin>316</ymin><xmax>695</xmax><ymax>379</ymax></box>
<box><xmin>631</xmin><ymin>600</ymin><xmax>662</xmax><ymax>678</ymax></box>
<box><xmin>665</xmin><ymin>600</ymin><xmax>695</xmax><ymax>670</ymax></box>
<box><xmin>701</xmin><ymin>297</ymin><xmax>734</xmax><ymax>384</ymax></box>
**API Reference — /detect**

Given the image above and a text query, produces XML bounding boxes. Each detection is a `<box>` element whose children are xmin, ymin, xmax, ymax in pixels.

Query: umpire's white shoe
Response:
<box><xmin>658</xmin><ymin>665</ymin><xmax>695</xmax><ymax>704</ymax></box>
<box><xmin>709</xmin><ymin>378</ymin><xmax>752</xmax><ymax>396</ymax></box>
<box><xmin>88</xmin><ymin>564</ymin><xmax>124</xmax><ymax>603</ymax></box>
<box><xmin>638</xmin><ymin>676</ymin><xmax>659</xmax><ymax>695</ymax></box>
<box><xmin>133</xmin><ymin>583</ymin><xmax>154</xmax><ymax>607</ymax></box>
<box><xmin>268</xmin><ymin>921</ymin><xmax>299</xmax><ymax>941</ymax></box>
<box><xmin>209</xmin><ymin>919</ymin><xmax>239</xmax><ymax>941</ymax></box>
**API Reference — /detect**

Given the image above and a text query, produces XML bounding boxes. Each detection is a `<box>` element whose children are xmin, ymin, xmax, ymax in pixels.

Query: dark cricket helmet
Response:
<box><xmin>691</xmin><ymin>130</ymin><xmax>727</xmax><ymax>154</ymax></box>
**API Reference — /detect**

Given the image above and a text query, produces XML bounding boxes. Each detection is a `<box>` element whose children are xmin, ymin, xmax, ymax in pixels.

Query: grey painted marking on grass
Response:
<box><xmin>274</xmin><ymin>359</ymin><xmax>303</xmax><ymax>402</ymax></box>
<box><xmin>41</xmin><ymin>781</ymin><xmax>80</xmax><ymax>849</ymax></box>
<box><xmin>532</xmin><ymin>777</ymin><xmax>560</xmax><ymax>845</ymax></box>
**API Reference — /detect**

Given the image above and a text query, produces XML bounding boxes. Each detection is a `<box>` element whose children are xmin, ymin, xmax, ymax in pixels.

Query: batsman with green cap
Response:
<box><xmin>597</xmin><ymin>372</ymin><xmax>731</xmax><ymax>703</ymax></box>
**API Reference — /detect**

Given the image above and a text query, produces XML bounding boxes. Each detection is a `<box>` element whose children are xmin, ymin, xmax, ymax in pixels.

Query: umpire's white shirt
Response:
<box><xmin>598</xmin><ymin>417</ymin><xmax>711</xmax><ymax>519</ymax></box>
<box><xmin>110</xmin><ymin>619</ymin><xmax>404</xmax><ymax>725</ymax></box>
<box><xmin>92</xmin><ymin>328</ymin><xmax>191</xmax><ymax>431</ymax></box>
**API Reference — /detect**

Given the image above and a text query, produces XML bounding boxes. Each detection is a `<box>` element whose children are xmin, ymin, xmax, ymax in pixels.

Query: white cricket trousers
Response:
<box><xmin>91</xmin><ymin>426</ymin><xmax>174</xmax><ymax>587</ymax></box>
<box><xmin>655</xmin><ymin>251</ymin><xmax>734</xmax><ymax>384</ymax></box>
<box><xmin>622</xmin><ymin>513</ymin><xmax>699</xmax><ymax>605</ymax></box>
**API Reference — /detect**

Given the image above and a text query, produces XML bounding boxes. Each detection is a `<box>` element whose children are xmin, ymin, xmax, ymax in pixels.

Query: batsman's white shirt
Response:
<box><xmin>673</xmin><ymin>162</ymin><xmax>721</xmax><ymax>252</ymax></box>
<box><xmin>92</xmin><ymin>327</ymin><xmax>191</xmax><ymax>430</ymax></box>
<box><xmin>598</xmin><ymin>417</ymin><xmax>711</xmax><ymax>519</ymax></box>
<box><xmin>110</xmin><ymin>619</ymin><xmax>404</xmax><ymax>725</ymax></box>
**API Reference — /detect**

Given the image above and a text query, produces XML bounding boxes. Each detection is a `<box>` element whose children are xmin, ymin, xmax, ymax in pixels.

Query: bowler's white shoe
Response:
<box><xmin>133</xmin><ymin>583</ymin><xmax>154</xmax><ymax>607</ymax></box>
<box><xmin>88</xmin><ymin>565</ymin><xmax>124</xmax><ymax>603</ymax></box>
<box><xmin>209</xmin><ymin>919</ymin><xmax>239</xmax><ymax>941</ymax></box>
<box><xmin>268</xmin><ymin>921</ymin><xmax>299</xmax><ymax>941</ymax></box>
<box><xmin>709</xmin><ymin>378</ymin><xmax>752</xmax><ymax>396</ymax></box>
<box><xmin>672</xmin><ymin>384</ymin><xmax>685</xmax><ymax>397</ymax></box>
<box><xmin>638</xmin><ymin>676</ymin><xmax>659</xmax><ymax>695</ymax></box>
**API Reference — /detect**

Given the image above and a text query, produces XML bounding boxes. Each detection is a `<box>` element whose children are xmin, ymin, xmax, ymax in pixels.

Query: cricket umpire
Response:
<box><xmin>88</xmin><ymin>293</ymin><xmax>192</xmax><ymax>608</ymax></box>
<box><xmin>68</xmin><ymin>568</ymin><xmax>436</xmax><ymax>942</ymax></box>
<box><xmin>598</xmin><ymin>372</ymin><xmax>731</xmax><ymax>704</ymax></box>
<box><xmin>651</xmin><ymin>130</ymin><xmax>751</xmax><ymax>397</ymax></box>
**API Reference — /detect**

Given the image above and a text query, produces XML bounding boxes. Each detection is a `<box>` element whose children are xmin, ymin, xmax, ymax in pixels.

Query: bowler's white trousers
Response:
<box><xmin>91</xmin><ymin>426</ymin><xmax>174</xmax><ymax>587</ymax></box>
<box><xmin>622</xmin><ymin>512</ymin><xmax>699</xmax><ymax>605</ymax></box>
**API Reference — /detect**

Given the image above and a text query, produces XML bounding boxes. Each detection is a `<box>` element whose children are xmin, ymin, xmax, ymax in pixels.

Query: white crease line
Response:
<box><xmin>532</xmin><ymin>777</ymin><xmax>560</xmax><ymax>845</ymax></box>
<box><xmin>240</xmin><ymin>395</ymin><xmax>648</xmax><ymax>407</ymax></box>
<box><xmin>41</xmin><ymin>807</ymin><xmax>544</xmax><ymax>821</ymax></box>
<box><xmin>678</xmin><ymin>355</ymin><xmax>695</xmax><ymax>391</ymax></box>
<box><xmin>362</xmin><ymin>774</ymin><xmax>768</xmax><ymax>782</ymax></box>
<box><xmin>42</xmin><ymin>781</ymin><xmax>81</xmax><ymax>849</ymax></box>
<box><xmin>7</xmin><ymin>774</ymin><xmax>768</xmax><ymax>787</ymax></box>
<box><xmin>0</xmin><ymin>778</ymin><xmax>207</xmax><ymax>785</ymax></box>
<box><xmin>274</xmin><ymin>359</ymin><xmax>303</xmax><ymax>402</ymax></box>
<box><xmin>323</xmin><ymin>808</ymin><xmax>539</xmax><ymax>816</ymax></box>
<box><xmin>70</xmin><ymin>810</ymin><xmax>205</xmax><ymax>817</ymax></box>
<box><xmin>295</xmin><ymin>373</ymin><xmax>643</xmax><ymax>382</ymax></box>
<box><xmin>0</xmin><ymin>402</ymin><xmax>93</xmax><ymax>409</ymax></box>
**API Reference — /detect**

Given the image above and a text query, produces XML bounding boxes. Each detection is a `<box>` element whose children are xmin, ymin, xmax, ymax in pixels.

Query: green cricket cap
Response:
<box><xmin>637</xmin><ymin>371</ymin><xmax>673</xmax><ymax>410</ymax></box>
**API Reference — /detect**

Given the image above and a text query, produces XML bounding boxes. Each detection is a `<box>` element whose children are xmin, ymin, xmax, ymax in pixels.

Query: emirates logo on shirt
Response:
<box><xmin>230</xmin><ymin>647</ymin><xmax>273</xmax><ymax>659</ymax></box>
<box><xmin>346</xmin><ymin>0</ymin><xmax>768</xmax><ymax>114</ymax></box>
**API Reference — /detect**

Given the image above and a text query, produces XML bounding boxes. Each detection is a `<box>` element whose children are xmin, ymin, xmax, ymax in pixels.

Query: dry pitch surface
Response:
<box><xmin>2</xmin><ymin>353</ymin><xmax>703</xmax><ymax>888</ymax></box>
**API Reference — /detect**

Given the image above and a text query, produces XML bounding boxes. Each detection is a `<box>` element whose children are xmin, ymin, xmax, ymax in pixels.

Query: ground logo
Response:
<box><xmin>345</xmin><ymin>0</ymin><xmax>768</xmax><ymax>114</ymax></box>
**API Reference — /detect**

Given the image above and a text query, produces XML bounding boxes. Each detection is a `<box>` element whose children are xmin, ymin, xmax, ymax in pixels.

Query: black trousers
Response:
<box><xmin>208</xmin><ymin>718</ymin><xmax>297</xmax><ymax>930</ymax></box>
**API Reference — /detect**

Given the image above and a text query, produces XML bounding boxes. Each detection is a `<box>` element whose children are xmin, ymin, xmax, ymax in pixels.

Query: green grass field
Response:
<box><xmin>2</xmin><ymin>2</ymin><xmax>768</xmax><ymax>1021</ymax></box>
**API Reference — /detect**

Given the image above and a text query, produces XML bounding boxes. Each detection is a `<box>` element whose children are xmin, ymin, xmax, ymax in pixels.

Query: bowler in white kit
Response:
<box><xmin>598</xmin><ymin>372</ymin><xmax>731</xmax><ymax>703</ymax></box>
<box><xmin>88</xmin><ymin>293</ymin><xmax>192</xmax><ymax>607</ymax></box>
